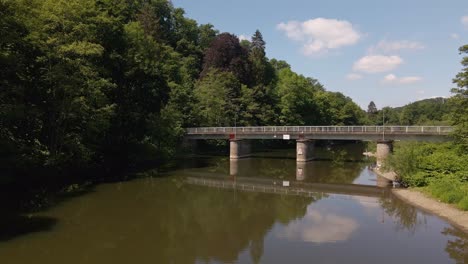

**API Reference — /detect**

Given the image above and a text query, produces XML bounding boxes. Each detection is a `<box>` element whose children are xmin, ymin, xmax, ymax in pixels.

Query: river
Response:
<box><xmin>0</xmin><ymin>145</ymin><xmax>467</xmax><ymax>263</ymax></box>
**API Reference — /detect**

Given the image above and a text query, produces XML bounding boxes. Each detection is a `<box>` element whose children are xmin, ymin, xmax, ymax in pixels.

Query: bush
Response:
<box><xmin>388</xmin><ymin>142</ymin><xmax>468</xmax><ymax>211</ymax></box>
<box><xmin>426</xmin><ymin>176</ymin><xmax>468</xmax><ymax>209</ymax></box>
<box><xmin>457</xmin><ymin>196</ymin><xmax>468</xmax><ymax>211</ymax></box>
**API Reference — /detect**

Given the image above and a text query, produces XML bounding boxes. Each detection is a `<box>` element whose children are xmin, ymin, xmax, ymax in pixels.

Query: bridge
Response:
<box><xmin>185</xmin><ymin>126</ymin><xmax>453</xmax><ymax>166</ymax></box>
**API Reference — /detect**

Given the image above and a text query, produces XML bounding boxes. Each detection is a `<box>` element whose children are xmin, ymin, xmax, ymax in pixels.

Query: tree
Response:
<box><xmin>194</xmin><ymin>69</ymin><xmax>241</xmax><ymax>126</ymax></box>
<box><xmin>367</xmin><ymin>101</ymin><xmax>378</xmax><ymax>114</ymax></box>
<box><xmin>198</xmin><ymin>24</ymin><xmax>218</xmax><ymax>50</ymax></box>
<box><xmin>201</xmin><ymin>33</ymin><xmax>251</xmax><ymax>85</ymax></box>
<box><xmin>249</xmin><ymin>30</ymin><xmax>274</xmax><ymax>86</ymax></box>
<box><xmin>451</xmin><ymin>44</ymin><xmax>468</xmax><ymax>151</ymax></box>
<box><xmin>315</xmin><ymin>92</ymin><xmax>365</xmax><ymax>125</ymax></box>
<box><xmin>251</xmin><ymin>30</ymin><xmax>265</xmax><ymax>51</ymax></box>
<box><xmin>270</xmin><ymin>59</ymin><xmax>290</xmax><ymax>72</ymax></box>
<box><xmin>276</xmin><ymin>68</ymin><xmax>320</xmax><ymax>125</ymax></box>
<box><xmin>0</xmin><ymin>0</ymin><xmax>43</xmax><ymax>171</ymax></box>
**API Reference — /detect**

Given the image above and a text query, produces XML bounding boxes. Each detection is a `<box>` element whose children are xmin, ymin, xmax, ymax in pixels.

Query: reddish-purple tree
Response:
<box><xmin>201</xmin><ymin>33</ymin><xmax>251</xmax><ymax>85</ymax></box>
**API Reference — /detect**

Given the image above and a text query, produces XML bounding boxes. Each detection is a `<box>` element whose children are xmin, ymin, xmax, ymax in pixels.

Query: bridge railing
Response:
<box><xmin>186</xmin><ymin>126</ymin><xmax>454</xmax><ymax>135</ymax></box>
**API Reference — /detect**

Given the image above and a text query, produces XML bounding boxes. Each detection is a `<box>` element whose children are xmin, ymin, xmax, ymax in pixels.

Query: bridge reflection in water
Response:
<box><xmin>187</xmin><ymin>159</ymin><xmax>392</xmax><ymax>199</ymax></box>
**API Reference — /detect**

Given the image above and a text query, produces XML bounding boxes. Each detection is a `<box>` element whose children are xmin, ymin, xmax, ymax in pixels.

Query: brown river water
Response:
<box><xmin>0</xmin><ymin>146</ymin><xmax>467</xmax><ymax>263</ymax></box>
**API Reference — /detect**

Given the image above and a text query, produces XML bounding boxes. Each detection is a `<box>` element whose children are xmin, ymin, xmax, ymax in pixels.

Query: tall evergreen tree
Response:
<box><xmin>251</xmin><ymin>30</ymin><xmax>265</xmax><ymax>54</ymax></box>
<box><xmin>367</xmin><ymin>101</ymin><xmax>378</xmax><ymax>114</ymax></box>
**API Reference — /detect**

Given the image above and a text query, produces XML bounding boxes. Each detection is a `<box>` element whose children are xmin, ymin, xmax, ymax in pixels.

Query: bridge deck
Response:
<box><xmin>186</xmin><ymin>126</ymin><xmax>453</xmax><ymax>141</ymax></box>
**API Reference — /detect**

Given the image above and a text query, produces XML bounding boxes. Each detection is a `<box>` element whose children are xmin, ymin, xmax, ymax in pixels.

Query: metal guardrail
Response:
<box><xmin>186</xmin><ymin>126</ymin><xmax>454</xmax><ymax>135</ymax></box>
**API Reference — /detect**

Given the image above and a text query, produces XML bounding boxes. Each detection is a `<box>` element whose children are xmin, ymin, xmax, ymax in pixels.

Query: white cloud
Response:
<box><xmin>346</xmin><ymin>73</ymin><xmax>363</xmax><ymax>80</ymax></box>
<box><xmin>238</xmin><ymin>34</ymin><xmax>249</xmax><ymax>42</ymax></box>
<box><xmin>450</xmin><ymin>33</ymin><xmax>460</xmax><ymax>39</ymax></box>
<box><xmin>369</xmin><ymin>40</ymin><xmax>424</xmax><ymax>54</ymax></box>
<box><xmin>382</xmin><ymin>74</ymin><xmax>422</xmax><ymax>84</ymax></box>
<box><xmin>400</xmin><ymin>76</ymin><xmax>423</xmax><ymax>84</ymax></box>
<box><xmin>353</xmin><ymin>55</ymin><xmax>403</xmax><ymax>73</ymax></box>
<box><xmin>383</xmin><ymin>74</ymin><xmax>397</xmax><ymax>82</ymax></box>
<box><xmin>277</xmin><ymin>18</ymin><xmax>361</xmax><ymax>55</ymax></box>
<box><xmin>416</xmin><ymin>90</ymin><xmax>425</xmax><ymax>95</ymax></box>
<box><xmin>462</xmin><ymin>16</ymin><xmax>468</xmax><ymax>29</ymax></box>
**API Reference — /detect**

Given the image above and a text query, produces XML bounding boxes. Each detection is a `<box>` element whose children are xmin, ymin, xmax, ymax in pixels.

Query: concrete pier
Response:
<box><xmin>376</xmin><ymin>140</ymin><xmax>393</xmax><ymax>167</ymax></box>
<box><xmin>230</xmin><ymin>159</ymin><xmax>238</xmax><ymax>176</ymax></box>
<box><xmin>296</xmin><ymin>162</ymin><xmax>307</xmax><ymax>181</ymax></box>
<box><xmin>230</xmin><ymin>139</ymin><xmax>251</xmax><ymax>160</ymax></box>
<box><xmin>296</xmin><ymin>140</ymin><xmax>315</xmax><ymax>162</ymax></box>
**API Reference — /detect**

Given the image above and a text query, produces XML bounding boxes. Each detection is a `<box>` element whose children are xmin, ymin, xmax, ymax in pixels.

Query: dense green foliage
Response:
<box><xmin>386</xmin><ymin>44</ymin><xmax>468</xmax><ymax>210</ymax></box>
<box><xmin>0</xmin><ymin>0</ymin><xmax>366</xmax><ymax>178</ymax></box>
<box><xmin>388</xmin><ymin>142</ymin><xmax>468</xmax><ymax>210</ymax></box>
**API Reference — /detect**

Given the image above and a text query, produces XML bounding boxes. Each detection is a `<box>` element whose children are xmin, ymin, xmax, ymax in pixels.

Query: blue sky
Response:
<box><xmin>172</xmin><ymin>0</ymin><xmax>468</xmax><ymax>109</ymax></box>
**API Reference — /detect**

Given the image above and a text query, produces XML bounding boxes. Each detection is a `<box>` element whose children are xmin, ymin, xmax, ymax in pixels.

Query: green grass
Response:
<box><xmin>424</xmin><ymin>177</ymin><xmax>468</xmax><ymax>211</ymax></box>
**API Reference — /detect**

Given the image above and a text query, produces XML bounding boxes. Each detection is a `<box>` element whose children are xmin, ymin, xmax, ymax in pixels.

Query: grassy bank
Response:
<box><xmin>387</xmin><ymin>142</ymin><xmax>468</xmax><ymax>210</ymax></box>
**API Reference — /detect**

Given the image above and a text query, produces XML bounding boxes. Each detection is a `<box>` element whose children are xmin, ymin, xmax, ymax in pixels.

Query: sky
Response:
<box><xmin>172</xmin><ymin>0</ymin><xmax>468</xmax><ymax>109</ymax></box>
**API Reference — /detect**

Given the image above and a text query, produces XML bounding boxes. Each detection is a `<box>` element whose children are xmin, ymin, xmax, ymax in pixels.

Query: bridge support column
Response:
<box><xmin>376</xmin><ymin>140</ymin><xmax>393</xmax><ymax>167</ymax></box>
<box><xmin>230</xmin><ymin>159</ymin><xmax>239</xmax><ymax>176</ymax></box>
<box><xmin>296</xmin><ymin>162</ymin><xmax>307</xmax><ymax>181</ymax></box>
<box><xmin>230</xmin><ymin>139</ymin><xmax>251</xmax><ymax>160</ymax></box>
<box><xmin>296</xmin><ymin>140</ymin><xmax>315</xmax><ymax>163</ymax></box>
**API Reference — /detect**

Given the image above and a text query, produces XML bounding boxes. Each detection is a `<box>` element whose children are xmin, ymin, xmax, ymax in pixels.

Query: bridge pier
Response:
<box><xmin>296</xmin><ymin>162</ymin><xmax>307</xmax><ymax>181</ymax></box>
<box><xmin>230</xmin><ymin>159</ymin><xmax>238</xmax><ymax>176</ymax></box>
<box><xmin>230</xmin><ymin>139</ymin><xmax>251</xmax><ymax>160</ymax></box>
<box><xmin>376</xmin><ymin>140</ymin><xmax>393</xmax><ymax>167</ymax></box>
<box><xmin>296</xmin><ymin>140</ymin><xmax>315</xmax><ymax>162</ymax></box>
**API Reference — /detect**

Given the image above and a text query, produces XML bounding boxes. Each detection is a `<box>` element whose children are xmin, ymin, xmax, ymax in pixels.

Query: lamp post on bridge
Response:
<box><xmin>382</xmin><ymin>107</ymin><xmax>385</xmax><ymax>141</ymax></box>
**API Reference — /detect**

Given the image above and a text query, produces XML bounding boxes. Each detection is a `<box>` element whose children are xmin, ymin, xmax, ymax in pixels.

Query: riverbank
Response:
<box><xmin>373</xmin><ymin>168</ymin><xmax>468</xmax><ymax>233</ymax></box>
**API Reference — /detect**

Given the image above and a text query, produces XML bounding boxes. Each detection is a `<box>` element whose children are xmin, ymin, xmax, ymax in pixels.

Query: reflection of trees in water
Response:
<box><xmin>196</xmin><ymin>143</ymin><xmax>369</xmax><ymax>180</ymax></box>
<box><xmin>442</xmin><ymin>227</ymin><xmax>468</xmax><ymax>263</ymax></box>
<box><xmin>379</xmin><ymin>194</ymin><xmax>426</xmax><ymax>233</ymax></box>
<box><xmin>156</xmin><ymin>179</ymin><xmax>317</xmax><ymax>263</ymax></box>
<box><xmin>222</xmin><ymin>157</ymin><xmax>367</xmax><ymax>184</ymax></box>
<box><xmin>302</xmin><ymin>161</ymin><xmax>367</xmax><ymax>184</ymax></box>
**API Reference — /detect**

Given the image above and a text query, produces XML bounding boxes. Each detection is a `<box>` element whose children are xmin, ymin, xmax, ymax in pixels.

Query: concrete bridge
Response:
<box><xmin>185</xmin><ymin>126</ymin><xmax>453</xmax><ymax>165</ymax></box>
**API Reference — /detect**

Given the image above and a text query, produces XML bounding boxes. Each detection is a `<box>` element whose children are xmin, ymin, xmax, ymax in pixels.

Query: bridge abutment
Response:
<box><xmin>296</xmin><ymin>140</ymin><xmax>315</xmax><ymax>162</ymax></box>
<box><xmin>230</xmin><ymin>139</ymin><xmax>251</xmax><ymax>160</ymax></box>
<box><xmin>376</xmin><ymin>140</ymin><xmax>393</xmax><ymax>167</ymax></box>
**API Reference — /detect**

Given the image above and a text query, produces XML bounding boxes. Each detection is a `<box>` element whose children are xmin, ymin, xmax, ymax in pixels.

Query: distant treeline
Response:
<box><xmin>365</xmin><ymin>97</ymin><xmax>453</xmax><ymax>126</ymax></box>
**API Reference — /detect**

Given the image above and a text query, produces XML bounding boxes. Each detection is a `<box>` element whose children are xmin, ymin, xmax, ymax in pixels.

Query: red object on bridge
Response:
<box><xmin>229</xmin><ymin>133</ymin><xmax>235</xmax><ymax>139</ymax></box>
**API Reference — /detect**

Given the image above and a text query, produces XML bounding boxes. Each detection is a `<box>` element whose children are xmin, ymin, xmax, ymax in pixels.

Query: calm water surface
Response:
<box><xmin>0</xmin><ymin>147</ymin><xmax>467</xmax><ymax>263</ymax></box>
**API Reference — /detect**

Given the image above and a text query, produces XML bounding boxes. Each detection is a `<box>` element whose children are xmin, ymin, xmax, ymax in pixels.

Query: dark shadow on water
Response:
<box><xmin>0</xmin><ymin>215</ymin><xmax>57</xmax><ymax>242</ymax></box>
<box><xmin>0</xmin><ymin>183</ymin><xmax>96</xmax><ymax>241</ymax></box>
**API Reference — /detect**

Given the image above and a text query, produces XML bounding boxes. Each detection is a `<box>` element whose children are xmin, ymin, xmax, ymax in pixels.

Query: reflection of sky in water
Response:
<box><xmin>277</xmin><ymin>209</ymin><xmax>359</xmax><ymax>243</ymax></box>
<box><xmin>352</xmin><ymin>167</ymin><xmax>377</xmax><ymax>185</ymax></box>
<box><xmin>259</xmin><ymin>194</ymin><xmax>462</xmax><ymax>264</ymax></box>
